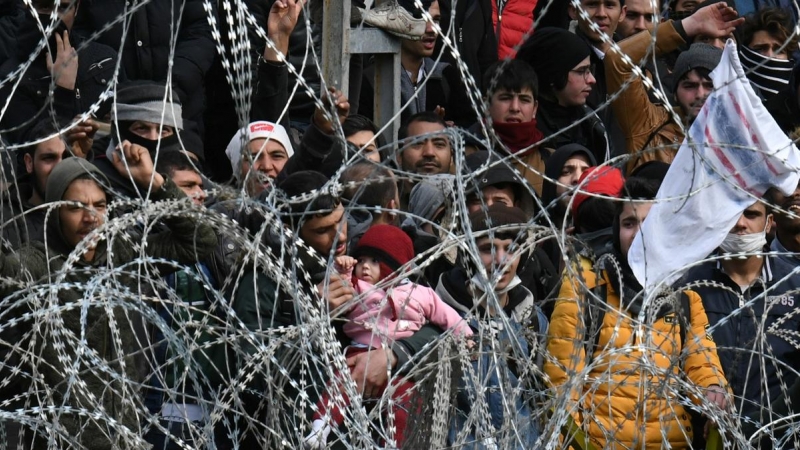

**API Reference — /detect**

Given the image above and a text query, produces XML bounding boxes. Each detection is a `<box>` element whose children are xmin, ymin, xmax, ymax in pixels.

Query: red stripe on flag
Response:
<box><xmin>705</xmin><ymin>126</ymin><xmax>749</xmax><ymax>188</ymax></box>
<box><xmin>727</xmin><ymin>92</ymin><xmax>781</xmax><ymax>176</ymax></box>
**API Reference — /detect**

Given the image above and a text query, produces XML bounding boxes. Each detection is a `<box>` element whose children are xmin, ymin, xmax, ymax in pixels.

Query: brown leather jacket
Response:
<box><xmin>606</xmin><ymin>22</ymin><xmax>688</xmax><ymax>173</ymax></box>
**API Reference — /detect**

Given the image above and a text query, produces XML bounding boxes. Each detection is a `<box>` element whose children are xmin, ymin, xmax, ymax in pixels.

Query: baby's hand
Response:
<box><xmin>334</xmin><ymin>256</ymin><xmax>357</xmax><ymax>273</ymax></box>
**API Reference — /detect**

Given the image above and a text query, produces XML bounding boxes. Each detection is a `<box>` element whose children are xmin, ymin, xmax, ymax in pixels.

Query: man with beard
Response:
<box><xmin>229</xmin><ymin>170</ymin><xmax>442</xmax><ymax>447</ymax></box>
<box><xmin>2</xmin><ymin>121</ymin><xmax>68</xmax><ymax>249</ymax></box>
<box><xmin>395</xmin><ymin>112</ymin><xmax>453</xmax><ymax>208</ymax></box>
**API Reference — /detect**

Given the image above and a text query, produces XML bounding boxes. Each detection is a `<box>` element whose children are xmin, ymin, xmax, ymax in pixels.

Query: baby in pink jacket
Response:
<box><xmin>304</xmin><ymin>225</ymin><xmax>471</xmax><ymax>449</ymax></box>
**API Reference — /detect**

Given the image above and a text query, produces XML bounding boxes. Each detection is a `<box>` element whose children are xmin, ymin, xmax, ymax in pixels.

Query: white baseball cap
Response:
<box><xmin>225</xmin><ymin>121</ymin><xmax>294</xmax><ymax>180</ymax></box>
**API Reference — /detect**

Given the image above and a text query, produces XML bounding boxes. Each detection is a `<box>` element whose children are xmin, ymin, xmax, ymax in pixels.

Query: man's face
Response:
<box><xmin>467</xmin><ymin>185</ymin><xmax>516</xmax><ymax>214</ymax></box>
<box><xmin>25</xmin><ymin>136</ymin><xmax>67</xmax><ymax>200</ymax></box>
<box><xmin>477</xmin><ymin>236</ymin><xmax>521</xmax><ymax>291</ymax></box>
<box><xmin>129</xmin><ymin>121</ymin><xmax>175</xmax><ymax>141</ymax></box>
<box><xmin>347</xmin><ymin>130</ymin><xmax>380</xmax><ymax>162</ymax></box>
<box><xmin>488</xmin><ymin>87</ymin><xmax>538</xmax><ymax>124</ymax></box>
<box><xmin>695</xmin><ymin>33</ymin><xmax>734</xmax><ymax>50</ymax></box>
<box><xmin>675</xmin><ymin>70</ymin><xmax>713</xmax><ymax>122</ymax></box>
<box><xmin>569</xmin><ymin>0</ymin><xmax>622</xmax><ymax>44</ymax></box>
<box><xmin>555</xmin><ymin>155</ymin><xmax>591</xmax><ymax>207</ymax></box>
<box><xmin>748</xmin><ymin>30</ymin><xmax>791</xmax><ymax>60</ymax></box>
<box><xmin>399</xmin><ymin>121</ymin><xmax>452</xmax><ymax>175</ymax></box>
<box><xmin>242</xmin><ymin>138</ymin><xmax>289</xmax><ymax>196</ymax></box>
<box><xmin>59</xmin><ymin>178</ymin><xmax>107</xmax><ymax>251</ymax></box>
<box><xmin>617</xmin><ymin>0</ymin><xmax>657</xmax><ymax>38</ymax></box>
<box><xmin>555</xmin><ymin>57</ymin><xmax>595</xmax><ymax>107</ymax></box>
<box><xmin>769</xmin><ymin>183</ymin><xmax>800</xmax><ymax>236</ymax></box>
<box><xmin>619</xmin><ymin>200</ymin><xmax>653</xmax><ymax>256</ymax></box>
<box><xmin>355</xmin><ymin>255</ymin><xmax>381</xmax><ymax>284</ymax></box>
<box><xmin>300</xmin><ymin>203</ymin><xmax>348</xmax><ymax>257</ymax></box>
<box><xmin>171</xmin><ymin>169</ymin><xmax>206</xmax><ymax>206</ymax></box>
<box><xmin>729</xmin><ymin>201</ymin><xmax>771</xmax><ymax>235</ymax></box>
<box><xmin>400</xmin><ymin>0</ymin><xmax>440</xmax><ymax>59</ymax></box>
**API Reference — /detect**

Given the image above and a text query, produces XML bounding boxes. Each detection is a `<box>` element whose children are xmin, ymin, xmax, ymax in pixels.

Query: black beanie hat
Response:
<box><xmin>516</xmin><ymin>28</ymin><xmax>591</xmax><ymax>91</ymax></box>
<box><xmin>672</xmin><ymin>43</ymin><xmax>723</xmax><ymax>92</ymax></box>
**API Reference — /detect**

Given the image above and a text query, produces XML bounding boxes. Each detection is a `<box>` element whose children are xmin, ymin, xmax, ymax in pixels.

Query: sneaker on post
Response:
<box><xmin>359</xmin><ymin>1</ymin><xmax>427</xmax><ymax>40</ymax></box>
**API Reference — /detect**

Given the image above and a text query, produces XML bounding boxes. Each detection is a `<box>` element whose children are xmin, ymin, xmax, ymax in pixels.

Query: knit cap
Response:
<box><xmin>515</xmin><ymin>28</ymin><xmax>591</xmax><ymax>90</ymax></box>
<box><xmin>113</xmin><ymin>81</ymin><xmax>183</xmax><ymax>130</ymax></box>
<box><xmin>352</xmin><ymin>224</ymin><xmax>415</xmax><ymax>282</ymax></box>
<box><xmin>672</xmin><ymin>43</ymin><xmax>723</xmax><ymax>92</ymax></box>
<box><xmin>571</xmin><ymin>166</ymin><xmax>625</xmax><ymax>226</ymax></box>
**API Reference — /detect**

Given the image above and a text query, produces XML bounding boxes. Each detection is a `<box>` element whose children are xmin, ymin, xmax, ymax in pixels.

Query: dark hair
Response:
<box><xmin>342</xmin><ymin>114</ymin><xmax>379</xmax><ymax>138</ymax></box>
<box><xmin>341</xmin><ymin>162</ymin><xmax>397</xmax><ymax>216</ymax></box>
<box><xmin>482</xmin><ymin>59</ymin><xmax>540</xmax><ymax>99</ymax></box>
<box><xmin>21</xmin><ymin>120</ymin><xmax>62</xmax><ymax>157</ymax></box>
<box><xmin>615</xmin><ymin>176</ymin><xmax>660</xmax><ymax>216</ymax></box>
<box><xmin>277</xmin><ymin>171</ymin><xmax>341</xmax><ymax>229</ymax></box>
<box><xmin>576</xmin><ymin>197</ymin><xmax>617</xmax><ymax>233</ymax></box>
<box><xmin>676</xmin><ymin>67</ymin><xmax>712</xmax><ymax>85</ymax></box>
<box><xmin>398</xmin><ymin>111</ymin><xmax>448</xmax><ymax>141</ymax></box>
<box><xmin>740</xmin><ymin>7</ymin><xmax>798</xmax><ymax>55</ymax></box>
<box><xmin>155</xmin><ymin>151</ymin><xmax>198</xmax><ymax>178</ymax></box>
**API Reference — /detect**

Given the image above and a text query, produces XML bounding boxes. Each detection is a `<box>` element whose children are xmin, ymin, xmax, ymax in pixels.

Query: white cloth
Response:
<box><xmin>628</xmin><ymin>40</ymin><xmax>800</xmax><ymax>292</ymax></box>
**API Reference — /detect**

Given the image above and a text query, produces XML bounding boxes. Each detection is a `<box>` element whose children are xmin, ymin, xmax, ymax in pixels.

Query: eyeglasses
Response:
<box><xmin>569</xmin><ymin>64</ymin><xmax>595</xmax><ymax>80</ymax></box>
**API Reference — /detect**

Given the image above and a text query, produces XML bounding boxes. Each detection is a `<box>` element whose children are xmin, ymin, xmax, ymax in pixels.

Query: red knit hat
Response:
<box><xmin>571</xmin><ymin>166</ymin><xmax>624</xmax><ymax>224</ymax></box>
<box><xmin>352</xmin><ymin>225</ymin><xmax>415</xmax><ymax>282</ymax></box>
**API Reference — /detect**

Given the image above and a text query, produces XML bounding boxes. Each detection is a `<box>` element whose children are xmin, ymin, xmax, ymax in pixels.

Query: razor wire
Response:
<box><xmin>0</xmin><ymin>0</ymin><xmax>798</xmax><ymax>448</ymax></box>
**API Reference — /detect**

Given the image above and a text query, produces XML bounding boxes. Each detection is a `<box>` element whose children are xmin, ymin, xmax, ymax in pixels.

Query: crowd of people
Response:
<box><xmin>1</xmin><ymin>0</ymin><xmax>800</xmax><ymax>448</ymax></box>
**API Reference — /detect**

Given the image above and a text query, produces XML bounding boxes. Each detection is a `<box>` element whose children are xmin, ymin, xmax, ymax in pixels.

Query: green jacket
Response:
<box><xmin>0</xmin><ymin>158</ymin><xmax>217</xmax><ymax>450</ymax></box>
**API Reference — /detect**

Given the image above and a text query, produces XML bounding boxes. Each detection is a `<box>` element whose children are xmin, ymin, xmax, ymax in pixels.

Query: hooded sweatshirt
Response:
<box><xmin>0</xmin><ymin>158</ymin><xmax>217</xmax><ymax>450</ymax></box>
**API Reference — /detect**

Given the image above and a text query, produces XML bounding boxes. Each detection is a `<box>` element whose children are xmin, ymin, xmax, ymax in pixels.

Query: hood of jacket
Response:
<box><xmin>44</xmin><ymin>158</ymin><xmax>111</xmax><ymax>258</ymax></box>
<box><xmin>540</xmin><ymin>143</ymin><xmax>598</xmax><ymax>209</ymax></box>
<box><xmin>436</xmin><ymin>267</ymin><xmax>534</xmax><ymax>323</ymax></box>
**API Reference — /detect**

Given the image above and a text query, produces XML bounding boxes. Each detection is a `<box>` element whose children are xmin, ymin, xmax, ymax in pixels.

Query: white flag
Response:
<box><xmin>628</xmin><ymin>39</ymin><xmax>800</xmax><ymax>292</ymax></box>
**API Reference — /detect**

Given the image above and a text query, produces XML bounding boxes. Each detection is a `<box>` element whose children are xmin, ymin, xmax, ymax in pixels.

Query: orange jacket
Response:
<box><xmin>545</xmin><ymin>257</ymin><xmax>728</xmax><ymax>449</ymax></box>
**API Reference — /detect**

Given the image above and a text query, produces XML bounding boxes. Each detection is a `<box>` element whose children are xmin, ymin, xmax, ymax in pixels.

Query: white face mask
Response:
<box><xmin>719</xmin><ymin>226</ymin><xmax>767</xmax><ymax>254</ymax></box>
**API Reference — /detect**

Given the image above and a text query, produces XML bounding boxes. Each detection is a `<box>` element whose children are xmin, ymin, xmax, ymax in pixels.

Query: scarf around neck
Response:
<box><xmin>492</xmin><ymin>119</ymin><xmax>545</xmax><ymax>155</ymax></box>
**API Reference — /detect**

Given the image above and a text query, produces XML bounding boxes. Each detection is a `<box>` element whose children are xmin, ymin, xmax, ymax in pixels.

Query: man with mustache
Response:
<box><xmin>604</xmin><ymin>1</ymin><xmax>744</xmax><ymax>172</ymax></box>
<box><xmin>395</xmin><ymin>111</ymin><xmax>453</xmax><ymax>208</ymax></box>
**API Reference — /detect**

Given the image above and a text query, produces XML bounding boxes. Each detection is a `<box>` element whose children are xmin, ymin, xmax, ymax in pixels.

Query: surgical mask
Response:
<box><xmin>719</xmin><ymin>226</ymin><xmax>767</xmax><ymax>254</ymax></box>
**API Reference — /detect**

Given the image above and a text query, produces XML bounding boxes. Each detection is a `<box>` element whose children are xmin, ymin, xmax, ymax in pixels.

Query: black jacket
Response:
<box><xmin>73</xmin><ymin>0</ymin><xmax>215</xmax><ymax>132</ymax></box>
<box><xmin>0</xmin><ymin>3</ymin><xmax>119</xmax><ymax>144</ymax></box>
<box><xmin>537</xmin><ymin>98</ymin><xmax>609</xmax><ymax>163</ymax></box>
<box><xmin>684</xmin><ymin>255</ymin><xmax>800</xmax><ymax>418</ymax></box>
<box><xmin>0</xmin><ymin>182</ymin><xmax>45</xmax><ymax>250</ymax></box>
<box><xmin>436</xmin><ymin>0</ymin><xmax>498</xmax><ymax>127</ymax></box>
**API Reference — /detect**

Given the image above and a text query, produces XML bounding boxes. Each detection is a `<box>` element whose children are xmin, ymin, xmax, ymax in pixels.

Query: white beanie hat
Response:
<box><xmin>225</xmin><ymin>121</ymin><xmax>295</xmax><ymax>180</ymax></box>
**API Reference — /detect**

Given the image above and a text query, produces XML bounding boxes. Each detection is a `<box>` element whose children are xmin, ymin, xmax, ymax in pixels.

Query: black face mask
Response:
<box><xmin>669</xmin><ymin>10</ymin><xmax>693</xmax><ymax>21</ymax></box>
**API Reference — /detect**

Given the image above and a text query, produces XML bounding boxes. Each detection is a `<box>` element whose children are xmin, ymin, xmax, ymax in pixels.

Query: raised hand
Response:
<box><xmin>681</xmin><ymin>2</ymin><xmax>745</xmax><ymax>39</ymax></box>
<box><xmin>313</xmin><ymin>87</ymin><xmax>350</xmax><ymax>134</ymax></box>
<box><xmin>65</xmin><ymin>117</ymin><xmax>100</xmax><ymax>158</ymax></box>
<box><xmin>111</xmin><ymin>140</ymin><xmax>165</xmax><ymax>190</ymax></box>
<box><xmin>46</xmin><ymin>31</ymin><xmax>78</xmax><ymax>90</ymax></box>
<box><xmin>264</xmin><ymin>0</ymin><xmax>305</xmax><ymax>61</ymax></box>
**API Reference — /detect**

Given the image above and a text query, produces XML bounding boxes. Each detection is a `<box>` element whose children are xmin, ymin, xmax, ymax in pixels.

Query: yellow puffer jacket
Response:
<box><xmin>545</xmin><ymin>257</ymin><xmax>727</xmax><ymax>449</ymax></box>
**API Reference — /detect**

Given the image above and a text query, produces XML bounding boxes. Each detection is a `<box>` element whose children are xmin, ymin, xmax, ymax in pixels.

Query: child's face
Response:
<box><xmin>355</xmin><ymin>256</ymin><xmax>381</xmax><ymax>284</ymax></box>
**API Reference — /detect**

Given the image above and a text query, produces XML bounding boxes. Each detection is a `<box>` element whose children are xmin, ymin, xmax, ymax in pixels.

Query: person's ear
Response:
<box><xmin>23</xmin><ymin>153</ymin><xmax>34</xmax><ymax>174</ymax></box>
<box><xmin>766</xmin><ymin>214</ymin><xmax>774</xmax><ymax>234</ymax></box>
<box><xmin>532</xmin><ymin>99</ymin><xmax>539</xmax><ymax>119</ymax></box>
